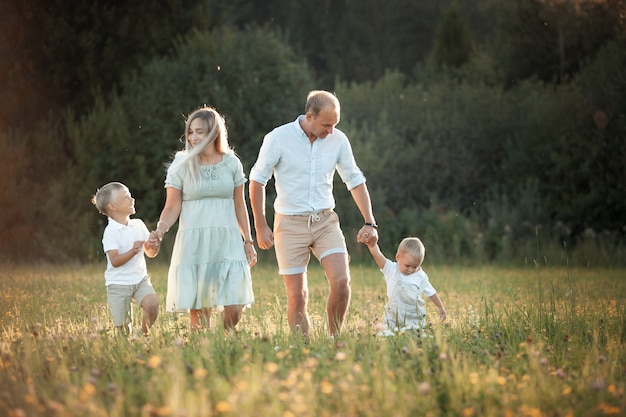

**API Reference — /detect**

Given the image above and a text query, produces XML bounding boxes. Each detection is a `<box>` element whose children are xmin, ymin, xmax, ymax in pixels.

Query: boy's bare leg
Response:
<box><xmin>190</xmin><ymin>308</ymin><xmax>212</xmax><ymax>330</ymax></box>
<box><xmin>140</xmin><ymin>294</ymin><xmax>159</xmax><ymax>335</ymax></box>
<box><xmin>222</xmin><ymin>305</ymin><xmax>245</xmax><ymax>330</ymax></box>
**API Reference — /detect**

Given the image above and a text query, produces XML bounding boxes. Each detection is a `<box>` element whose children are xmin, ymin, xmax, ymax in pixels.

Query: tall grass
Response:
<box><xmin>1</xmin><ymin>262</ymin><xmax>624</xmax><ymax>416</ymax></box>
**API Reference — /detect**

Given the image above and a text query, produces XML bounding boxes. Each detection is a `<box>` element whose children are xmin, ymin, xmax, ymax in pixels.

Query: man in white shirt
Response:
<box><xmin>249</xmin><ymin>90</ymin><xmax>378</xmax><ymax>337</ymax></box>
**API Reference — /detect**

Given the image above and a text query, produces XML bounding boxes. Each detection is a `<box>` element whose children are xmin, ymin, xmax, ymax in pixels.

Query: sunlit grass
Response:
<box><xmin>1</xmin><ymin>262</ymin><xmax>624</xmax><ymax>416</ymax></box>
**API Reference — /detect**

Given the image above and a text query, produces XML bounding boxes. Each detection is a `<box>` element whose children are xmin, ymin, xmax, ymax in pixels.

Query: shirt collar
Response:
<box><xmin>295</xmin><ymin>115</ymin><xmax>307</xmax><ymax>137</ymax></box>
<box><xmin>108</xmin><ymin>217</ymin><xmax>129</xmax><ymax>229</ymax></box>
<box><xmin>295</xmin><ymin>114</ymin><xmax>327</xmax><ymax>142</ymax></box>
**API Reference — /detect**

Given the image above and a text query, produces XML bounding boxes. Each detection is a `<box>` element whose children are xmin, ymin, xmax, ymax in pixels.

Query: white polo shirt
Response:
<box><xmin>250</xmin><ymin>116</ymin><xmax>366</xmax><ymax>215</ymax></box>
<box><xmin>102</xmin><ymin>217</ymin><xmax>150</xmax><ymax>286</ymax></box>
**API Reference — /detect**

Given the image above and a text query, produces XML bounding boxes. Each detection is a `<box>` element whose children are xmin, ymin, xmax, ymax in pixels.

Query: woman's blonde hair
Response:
<box><xmin>168</xmin><ymin>106</ymin><xmax>231</xmax><ymax>183</ymax></box>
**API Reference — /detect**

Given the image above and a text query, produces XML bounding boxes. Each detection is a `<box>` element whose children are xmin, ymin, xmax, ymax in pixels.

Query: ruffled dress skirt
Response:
<box><xmin>166</xmin><ymin>196</ymin><xmax>254</xmax><ymax>312</ymax></box>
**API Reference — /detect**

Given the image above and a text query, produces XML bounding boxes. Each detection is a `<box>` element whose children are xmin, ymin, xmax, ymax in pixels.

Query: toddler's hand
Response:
<box><xmin>358</xmin><ymin>232</ymin><xmax>375</xmax><ymax>247</ymax></box>
<box><xmin>439</xmin><ymin>308</ymin><xmax>447</xmax><ymax>322</ymax></box>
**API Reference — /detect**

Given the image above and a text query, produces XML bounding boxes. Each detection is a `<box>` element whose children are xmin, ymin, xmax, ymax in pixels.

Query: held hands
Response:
<box><xmin>147</xmin><ymin>231</ymin><xmax>161</xmax><ymax>249</ymax></box>
<box><xmin>153</xmin><ymin>220</ymin><xmax>169</xmax><ymax>242</ymax></box>
<box><xmin>357</xmin><ymin>225</ymin><xmax>379</xmax><ymax>247</ymax></box>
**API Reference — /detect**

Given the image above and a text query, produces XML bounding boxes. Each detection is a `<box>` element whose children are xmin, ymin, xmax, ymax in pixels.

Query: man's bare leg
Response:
<box><xmin>283</xmin><ymin>273</ymin><xmax>310</xmax><ymax>336</ymax></box>
<box><xmin>321</xmin><ymin>253</ymin><xmax>351</xmax><ymax>336</ymax></box>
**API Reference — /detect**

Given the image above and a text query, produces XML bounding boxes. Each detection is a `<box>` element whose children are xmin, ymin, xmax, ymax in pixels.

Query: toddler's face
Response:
<box><xmin>395</xmin><ymin>251</ymin><xmax>421</xmax><ymax>275</ymax></box>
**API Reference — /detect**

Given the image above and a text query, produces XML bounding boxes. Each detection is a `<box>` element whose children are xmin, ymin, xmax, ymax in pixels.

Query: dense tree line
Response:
<box><xmin>0</xmin><ymin>0</ymin><xmax>624</xmax><ymax>264</ymax></box>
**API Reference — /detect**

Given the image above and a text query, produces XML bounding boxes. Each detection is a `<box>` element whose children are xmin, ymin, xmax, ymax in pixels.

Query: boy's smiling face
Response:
<box><xmin>110</xmin><ymin>187</ymin><xmax>136</xmax><ymax>217</ymax></box>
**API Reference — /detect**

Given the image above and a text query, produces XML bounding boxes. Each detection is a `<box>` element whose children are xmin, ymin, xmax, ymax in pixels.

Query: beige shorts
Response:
<box><xmin>106</xmin><ymin>276</ymin><xmax>156</xmax><ymax>326</ymax></box>
<box><xmin>274</xmin><ymin>209</ymin><xmax>347</xmax><ymax>275</ymax></box>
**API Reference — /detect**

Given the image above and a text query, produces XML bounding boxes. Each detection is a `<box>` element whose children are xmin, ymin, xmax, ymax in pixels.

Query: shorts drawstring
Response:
<box><xmin>308</xmin><ymin>212</ymin><xmax>321</xmax><ymax>228</ymax></box>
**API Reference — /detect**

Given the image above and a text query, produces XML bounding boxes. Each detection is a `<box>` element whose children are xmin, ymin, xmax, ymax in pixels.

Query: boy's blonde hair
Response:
<box><xmin>92</xmin><ymin>182</ymin><xmax>126</xmax><ymax>216</ymax></box>
<box><xmin>397</xmin><ymin>237</ymin><xmax>425</xmax><ymax>264</ymax></box>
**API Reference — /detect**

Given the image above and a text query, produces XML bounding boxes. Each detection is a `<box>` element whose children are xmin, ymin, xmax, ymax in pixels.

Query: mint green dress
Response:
<box><xmin>164</xmin><ymin>151</ymin><xmax>254</xmax><ymax>312</ymax></box>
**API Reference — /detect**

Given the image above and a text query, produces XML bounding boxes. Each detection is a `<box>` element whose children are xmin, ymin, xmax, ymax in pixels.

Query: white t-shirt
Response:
<box><xmin>102</xmin><ymin>217</ymin><xmax>150</xmax><ymax>286</ymax></box>
<box><xmin>380</xmin><ymin>259</ymin><xmax>436</xmax><ymax>331</ymax></box>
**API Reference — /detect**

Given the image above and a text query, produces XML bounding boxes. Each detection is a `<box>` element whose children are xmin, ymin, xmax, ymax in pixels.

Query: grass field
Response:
<box><xmin>0</xmin><ymin>261</ymin><xmax>624</xmax><ymax>417</ymax></box>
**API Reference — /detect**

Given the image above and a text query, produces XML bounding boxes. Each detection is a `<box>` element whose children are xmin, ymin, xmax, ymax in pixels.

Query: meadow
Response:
<box><xmin>0</xmin><ymin>261</ymin><xmax>624</xmax><ymax>417</ymax></box>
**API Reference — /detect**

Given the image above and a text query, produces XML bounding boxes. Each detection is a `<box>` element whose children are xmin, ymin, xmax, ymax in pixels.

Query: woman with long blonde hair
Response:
<box><xmin>154</xmin><ymin>106</ymin><xmax>256</xmax><ymax>330</ymax></box>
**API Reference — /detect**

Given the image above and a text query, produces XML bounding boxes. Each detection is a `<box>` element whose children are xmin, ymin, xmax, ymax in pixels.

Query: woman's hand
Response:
<box><xmin>245</xmin><ymin>241</ymin><xmax>257</xmax><ymax>267</ymax></box>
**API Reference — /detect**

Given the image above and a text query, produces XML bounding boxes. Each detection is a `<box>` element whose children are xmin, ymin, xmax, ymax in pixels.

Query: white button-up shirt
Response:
<box><xmin>250</xmin><ymin>116</ymin><xmax>366</xmax><ymax>215</ymax></box>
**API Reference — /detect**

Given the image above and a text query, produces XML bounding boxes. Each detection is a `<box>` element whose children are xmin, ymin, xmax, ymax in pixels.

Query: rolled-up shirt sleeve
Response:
<box><xmin>250</xmin><ymin>134</ymin><xmax>280</xmax><ymax>186</ymax></box>
<box><xmin>336</xmin><ymin>135</ymin><xmax>366</xmax><ymax>190</ymax></box>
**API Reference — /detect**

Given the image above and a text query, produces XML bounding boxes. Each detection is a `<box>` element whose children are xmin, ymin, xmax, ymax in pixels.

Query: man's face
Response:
<box><xmin>308</xmin><ymin>108</ymin><xmax>340</xmax><ymax>139</ymax></box>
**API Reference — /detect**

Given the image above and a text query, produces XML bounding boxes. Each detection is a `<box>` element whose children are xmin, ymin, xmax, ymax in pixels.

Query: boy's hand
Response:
<box><xmin>133</xmin><ymin>240</ymin><xmax>146</xmax><ymax>253</ymax></box>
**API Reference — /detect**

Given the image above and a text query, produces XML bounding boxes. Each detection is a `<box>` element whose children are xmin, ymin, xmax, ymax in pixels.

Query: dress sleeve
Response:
<box><xmin>230</xmin><ymin>152</ymin><xmax>247</xmax><ymax>187</ymax></box>
<box><xmin>165</xmin><ymin>153</ymin><xmax>185</xmax><ymax>189</ymax></box>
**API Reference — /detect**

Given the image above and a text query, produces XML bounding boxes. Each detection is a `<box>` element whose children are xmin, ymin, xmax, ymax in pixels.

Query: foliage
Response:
<box><xmin>0</xmin><ymin>130</ymin><xmax>40</xmax><ymax>260</ymax></box>
<box><xmin>337</xmin><ymin>71</ymin><xmax>514</xmax><ymax>217</ymax></box>
<box><xmin>0</xmin><ymin>264</ymin><xmax>624</xmax><ymax>416</ymax></box>
<box><xmin>195</xmin><ymin>0</ymin><xmax>449</xmax><ymax>88</ymax></box>
<box><xmin>0</xmin><ymin>0</ymin><xmax>203</xmax><ymax>130</ymax></box>
<box><xmin>331</xmin><ymin>33</ymin><xmax>626</xmax><ymax>263</ymax></box>
<box><xmin>45</xmin><ymin>26</ymin><xmax>313</xmax><ymax>261</ymax></box>
<box><xmin>1</xmin><ymin>0</ymin><xmax>625</xmax><ymax>264</ymax></box>
<box><xmin>430</xmin><ymin>0</ymin><xmax>474</xmax><ymax>69</ymax></box>
<box><xmin>481</xmin><ymin>0</ymin><xmax>626</xmax><ymax>84</ymax></box>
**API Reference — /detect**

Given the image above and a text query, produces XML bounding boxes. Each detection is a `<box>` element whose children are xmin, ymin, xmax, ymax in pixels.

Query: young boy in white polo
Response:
<box><xmin>92</xmin><ymin>182</ymin><xmax>160</xmax><ymax>336</ymax></box>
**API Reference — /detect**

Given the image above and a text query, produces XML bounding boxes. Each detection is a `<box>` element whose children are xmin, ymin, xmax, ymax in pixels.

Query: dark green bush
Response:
<box><xmin>44</xmin><ymin>26</ymin><xmax>314</xmax><ymax>261</ymax></box>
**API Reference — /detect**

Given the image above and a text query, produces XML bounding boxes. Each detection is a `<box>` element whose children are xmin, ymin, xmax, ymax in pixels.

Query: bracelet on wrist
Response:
<box><xmin>364</xmin><ymin>222</ymin><xmax>378</xmax><ymax>229</ymax></box>
<box><xmin>244</xmin><ymin>239</ymin><xmax>254</xmax><ymax>245</ymax></box>
<box><xmin>157</xmin><ymin>220</ymin><xmax>170</xmax><ymax>233</ymax></box>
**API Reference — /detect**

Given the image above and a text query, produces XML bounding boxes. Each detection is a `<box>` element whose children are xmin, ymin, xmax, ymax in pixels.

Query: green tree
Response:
<box><xmin>482</xmin><ymin>0</ymin><xmax>626</xmax><ymax>84</ymax></box>
<box><xmin>431</xmin><ymin>0</ymin><xmax>474</xmax><ymax>69</ymax></box>
<box><xmin>0</xmin><ymin>0</ymin><xmax>205</xmax><ymax>131</ymax></box>
<box><xmin>43</xmin><ymin>26</ymin><xmax>314</xmax><ymax>261</ymax></box>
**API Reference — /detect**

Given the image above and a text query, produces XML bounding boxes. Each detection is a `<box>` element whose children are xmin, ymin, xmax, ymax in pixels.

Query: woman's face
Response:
<box><xmin>187</xmin><ymin>117</ymin><xmax>207</xmax><ymax>148</ymax></box>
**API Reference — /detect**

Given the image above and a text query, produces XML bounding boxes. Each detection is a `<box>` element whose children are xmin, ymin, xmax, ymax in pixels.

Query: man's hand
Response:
<box><xmin>357</xmin><ymin>225</ymin><xmax>378</xmax><ymax>246</ymax></box>
<box><xmin>256</xmin><ymin>225</ymin><xmax>275</xmax><ymax>250</ymax></box>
